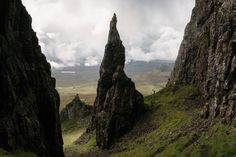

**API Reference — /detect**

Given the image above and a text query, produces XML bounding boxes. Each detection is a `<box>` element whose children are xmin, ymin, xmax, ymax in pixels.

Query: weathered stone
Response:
<box><xmin>0</xmin><ymin>0</ymin><xmax>64</xmax><ymax>156</ymax></box>
<box><xmin>60</xmin><ymin>94</ymin><xmax>93</xmax><ymax>122</ymax></box>
<box><xmin>92</xmin><ymin>14</ymin><xmax>144</xmax><ymax>149</ymax></box>
<box><xmin>169</xmin><ymin>0</ymin><xmax>236</xmax><ymax>125</ymax></box>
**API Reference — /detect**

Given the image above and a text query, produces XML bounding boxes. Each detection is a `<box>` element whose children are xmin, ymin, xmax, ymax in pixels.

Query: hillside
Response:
<box><xmin>1</xmin><ymin>0</ymin><xmax>235</xmax><ymax>156</ymax></box>
<box><xmin>61</xmin><ymin>0</ymin><xmax>236</xmax><ymax>157</ymax></box>
<box><xmin>62</xmin><ymin>85</ymin><xmax>236</xmax><ymax>157</ymax></box>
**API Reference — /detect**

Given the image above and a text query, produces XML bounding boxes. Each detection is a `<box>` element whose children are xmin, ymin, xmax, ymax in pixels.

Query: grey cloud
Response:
<box><xmin>22</xmin><ymin>0</ymin><xmax>195</xmax><ymax>68</ymax></box>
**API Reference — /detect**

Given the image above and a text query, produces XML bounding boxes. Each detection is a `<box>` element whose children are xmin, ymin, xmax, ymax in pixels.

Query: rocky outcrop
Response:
<box><xmin>92</xmin><ymin>14</ymin><xmax>144</xmax><ymax>149</ymax></box>
<box><xmin>0</xmin><ymin>0</ymin><xmax>64</xmax><ymax>156</ymax></box>
<box><xmin>170</xmin><ymin>0</ymin><xmax>236</xmax><ymax>125</ymax></box>
<box><xmin>60</xmin><ymin>94</ymin><xmax>93</xmax><ymax>122</ymax></box>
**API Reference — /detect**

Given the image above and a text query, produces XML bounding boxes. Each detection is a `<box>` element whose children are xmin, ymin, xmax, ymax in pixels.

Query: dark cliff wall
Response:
<box><xmin>170</xmin><ymin>0</ymin><xmax>236</xmax><ymax>124</ymax></box>
<box><xmin>0</xmin><ymin>0</ymin><xmax>64</xmax><ymax>156</ymax></box>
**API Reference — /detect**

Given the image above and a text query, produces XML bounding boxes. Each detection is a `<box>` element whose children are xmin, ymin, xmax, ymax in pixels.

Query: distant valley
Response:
<box><xmin>52</xmin><ymin>60</ymin><xmax>174</xmax><ymax>109</ymax></box>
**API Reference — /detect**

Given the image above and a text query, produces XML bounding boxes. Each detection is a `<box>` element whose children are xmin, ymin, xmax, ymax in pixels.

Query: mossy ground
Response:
<box><xmin>61</xmin><ymin>115</ymin><xmax>97</xmax><ymax>157</ymax></box>
<box><xmin>63</xmin><ymin>85</ymin><xmax>236</xmax><ymax>157</ymax></box>
<box><xmin>0</xmin><ymin>149</ymin><xmax>37</xmax><ymax>157</ymax></box>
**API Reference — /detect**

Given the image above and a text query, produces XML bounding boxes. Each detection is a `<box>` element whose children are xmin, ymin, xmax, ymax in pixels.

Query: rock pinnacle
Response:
<box><xmin>92</xmin><ymin>14</ymin><xmax>144</xmax><ymax>149</ymax></box>
<box><xmin>108</xmin><ymin>13</ymin><xmax>120</xmax><ymax>43</ymax></box>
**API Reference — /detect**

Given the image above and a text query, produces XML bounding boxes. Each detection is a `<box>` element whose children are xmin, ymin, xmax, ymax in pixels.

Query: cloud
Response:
<box><xmin>127</xmin><ymin>26</ymin><xmax>182</xmax><ymax>61</ymax></box>
<box><xmin>22</xmin><ymin>0</ymin><xmax>195</xmax><ymax>68</ymax></box>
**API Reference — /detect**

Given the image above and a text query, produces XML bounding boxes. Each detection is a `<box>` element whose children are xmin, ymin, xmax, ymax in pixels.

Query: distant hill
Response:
<box><xmin>52</xmin><ymin>60</ymin><xmax>174</xmax><ymax>108</ymax></box>
<box><xmin>52</xmin><ymin>60</ymin><xmax>174</xmax><ymax>87</ymax></box>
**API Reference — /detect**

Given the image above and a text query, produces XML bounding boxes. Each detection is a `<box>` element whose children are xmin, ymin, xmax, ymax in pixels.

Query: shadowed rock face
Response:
<box><xmin>170</xmin><ymin>0</ymin><xmax>236</xmax><ymax>124</ymax></box>
<box><xmin>0</xmin><ymin>0</ymin><xmax>64</xmax><ymax>156</ymax></box>
<box><xmin>60</xmin><ymin>94</ymin><xmax>93</xmax><ymax>122</ymax></box>
<box><xmin>92</xmin><ymin>14</ymin><xmax>144</xmax><ymax>149</ymax></box>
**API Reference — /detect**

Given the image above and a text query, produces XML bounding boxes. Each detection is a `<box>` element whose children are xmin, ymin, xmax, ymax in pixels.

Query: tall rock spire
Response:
<box><xmin>92</xmin><ymin>14</ymin><xmax>144</xmax><ymax>149</ymax></box>
<box><xmin>108</xmin><ymin>13</ymin><xmax>120</xmax><ymax>43</ymax></box>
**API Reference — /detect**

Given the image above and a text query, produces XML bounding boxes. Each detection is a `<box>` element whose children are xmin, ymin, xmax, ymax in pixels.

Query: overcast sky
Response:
<box><xmin>22</xmin><ymin>0</ymin><xmax>195</xmax><ymax>68</ymax></box>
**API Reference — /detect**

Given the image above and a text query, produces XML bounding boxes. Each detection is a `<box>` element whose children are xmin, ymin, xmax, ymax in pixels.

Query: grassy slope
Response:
<box><xmin>62</xmin><ymin>115</ymin><xmax>96</xmax><ymax>157</ymax></box>
<box><xmin>0</xmin><ymin>149</ymin><xmax>37</xmax><ymax>157</ymax></box>
<box><xmin>62</xmin><ymin>85</ymin><xmax>236</xmax><ymax>157</ymax></box>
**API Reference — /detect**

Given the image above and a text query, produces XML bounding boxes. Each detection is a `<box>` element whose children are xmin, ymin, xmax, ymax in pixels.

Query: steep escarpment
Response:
<box><xmin>0</xmin><ymin>0</ymin><xmax>64</xmax><ymax>156</ymax></box>
<box><xmin>92</xmin><ymin>14</ymin><xmax>144</xmax><ymax>149</ymax></box>
<box><xmin>170</xmin><ymin>0</ymin><xmax>236</xmax><ymax>124</ymax></box>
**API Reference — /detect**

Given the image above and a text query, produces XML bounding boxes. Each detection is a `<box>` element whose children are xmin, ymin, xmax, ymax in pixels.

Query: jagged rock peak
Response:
<box><xmin>60</xmin><ymin>94</ymin><xmax>93</xmax><ymax>122</ymax></box>
<box><xmin>91</xmin><ymin>14</ymin><xmax>144</xmax><ymax>149</ymax></box>
<box><xmin>169</xmin><ymin>0</ymin><xmax>236</xmax><ymax>125</ymax></box>
<box><xmin>108</xmin><ymin>13</ymin><xmax>120</xmax><ymax>43</ymax></box>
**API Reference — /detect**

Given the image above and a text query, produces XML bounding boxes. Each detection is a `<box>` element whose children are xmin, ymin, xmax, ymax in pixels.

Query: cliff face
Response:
<box><xmin>0</xmin><ymin>0</ymin><xmax>64</xmax><ymax>156</ymax></box>
<box><xmin>92</xmin><ymin>14</ymin><xmax>144</xmax><ymax>149</ymax></box>
<box><xmin>170</xmin><ymin>0</ymin><xmax>236</xmax><ymax>124</ymax></box>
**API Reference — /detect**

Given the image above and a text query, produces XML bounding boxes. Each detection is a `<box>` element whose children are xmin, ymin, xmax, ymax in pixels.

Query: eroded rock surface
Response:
<box><xmin>60</xmin><ymin>94</ymin><xmax>93</xmax><ymax>122</ymax></box>
<box><xmin>170</xmin><ymin>0</ymin><xmax>236</xmax><ymax>124</ymax></box>
<box><xmin>0</xmin><ymin>0</ymin><xmax>64</xmax><ymax>156</ymax></box>
<box><xmin>92</xmin><ymin>14</ymin><xmax>144</xmax><ymax>149</ymax></box>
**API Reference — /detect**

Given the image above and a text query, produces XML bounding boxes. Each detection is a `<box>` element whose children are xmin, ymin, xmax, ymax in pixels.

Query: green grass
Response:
<box><xmin>194</xmin><ymin>123</ymin><xmax>236</xmax><ymax>157</ymax></box>
<box><xmin>62</xmin><ymin>85</ymin><xmax>236</xmax><ymax>157</ymax></box>
<box><xmin>63</xmin><ymin>129</ymin><xmax>85</xmax><ymax>147</ymax></box>
<box><xmin>145</xmin><ymin>85</ymin><xmax>200</xmax><ymax>106</ymax></box>
<box><xmin>0</xmin><ymin>149</ymin><xmax>37</xmax><ymax>157</ymax></box>
<box><xmin>61</xmin><ymin>117</ymin><xmax>89</xmax><ymax>132</ymax></box>
<box><xmin>110</xmin><ymin>85</ymin><xmax>198</xmax><ymax>157</ymax></box>
<box><xmin>63</xmin><ymin>131</ymin><xmax>97</xmax><ymax>156</ymax></box>
<box><xmin>61</xmin><ymin>113</ymin><xmax>97</xmax><ymax>156</ymax></box>
<box><xmin>85</xmin><ymin>134</ymin><xmax>97</xmax><ymax>148</ymax></box>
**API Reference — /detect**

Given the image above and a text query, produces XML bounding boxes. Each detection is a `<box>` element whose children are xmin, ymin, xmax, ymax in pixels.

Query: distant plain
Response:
<box><xmin>53</xmin><ymin>60</ymin><xmax>174</xmax><ymax>110</ymax></box>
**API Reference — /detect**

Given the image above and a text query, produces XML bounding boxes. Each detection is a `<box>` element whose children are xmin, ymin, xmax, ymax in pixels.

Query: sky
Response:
<box><xmin>22</xmin><ymin>0</ymin><xmax>195</xmax><ymax>68</ymax></box>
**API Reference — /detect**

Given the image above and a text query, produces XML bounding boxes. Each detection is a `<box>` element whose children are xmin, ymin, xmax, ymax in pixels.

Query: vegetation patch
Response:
<box><xmin>62</xmin><ymin>85</ymin><xmax>236</xmax><ymax>157</ymax></box>
<box><xmin>0</xmin><ymin>149</ymin><xmax>37</xmax><ymax>157</ymax></box>
<box><xmin>61</xmin><ymin>112</ymin><xmax>97</xmax><ymax>156</ymax></box>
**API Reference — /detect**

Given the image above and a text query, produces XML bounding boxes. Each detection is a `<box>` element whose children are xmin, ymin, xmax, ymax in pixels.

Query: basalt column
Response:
<box><xmin>92</xmin><ymin>14</ymin><xmax>144</xmax><ymax>149</ymax></box>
